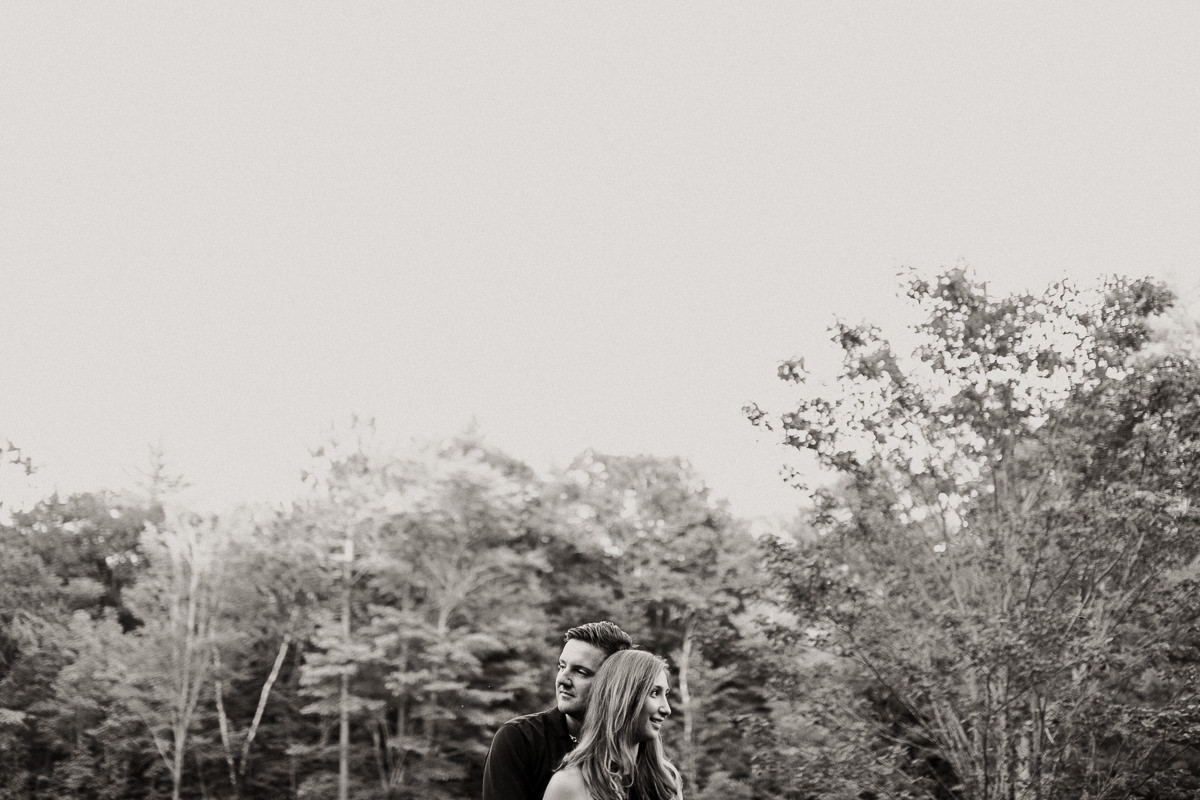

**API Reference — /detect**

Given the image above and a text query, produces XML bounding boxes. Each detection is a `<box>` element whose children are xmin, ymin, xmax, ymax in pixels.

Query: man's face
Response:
<box><xmin>555</xmin><ymin>639</ymin><xmax>608</xmax><ymax>721</ymax></box>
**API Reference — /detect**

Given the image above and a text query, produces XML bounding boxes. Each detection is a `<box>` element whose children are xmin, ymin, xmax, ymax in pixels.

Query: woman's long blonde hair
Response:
<box><xmin>556</xmin><ymin>649</ymin><xmax>682</xmax><ymax>800</ymax></box>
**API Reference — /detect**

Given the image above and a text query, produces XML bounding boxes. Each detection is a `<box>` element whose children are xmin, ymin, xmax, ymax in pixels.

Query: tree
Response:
<box><xmin>0</xmin><ymin>523</ymin><xmax>71</xmax><ymax>799</ymax></box>
<box><xmin>10</xmin><ymin>492</ymin><xmax>150</xmax><ymax>631</ymax></box>
<box><xmin>747</xmin><ymin>269</ymin><xmax>1200</xmax><ymax>798</ymax></box>
<box><xmin>116</xmin><ymin>510</ymin><xmax>232</xmax><ymax>800</ymax></box>
<box><xmin>294</xmin><ymin>423</ymin><xmax>549</xmax><ymax>800</ymax></box>
<box><xmin>39</xmin><ymin>611</ymin><xmax>149</xmax><ymax>800</ymax></box>
<box><xmin>0</xmin><ymin>461</ymin><xmax>162</xmax><ymax>799</ymax></box>
<box><xmin>208</xmin><ymin>510</ymin><xmax>319</xmax><ymax>800</ymax></box>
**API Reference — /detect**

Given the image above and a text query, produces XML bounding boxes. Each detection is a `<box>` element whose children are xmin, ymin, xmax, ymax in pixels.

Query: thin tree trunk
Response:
<box><xmin>1028</xmin><ymin>691</ymin><xmax>1043</xmax><ymax>800</ymax></box>
<box><xmin>677</xmin><ymin>617</ymin><xmax>698</xmax><ymax>791</ymax></box>
<box><xmin>339</xmin><ymin>533</ymin><xmax>353</xmax><ymax>800</ymax></box>
<box><xmin>390</xmin><ymin>636</ymin><xmax>411</xmax><ymax>790</ymax></box>
<box><xmin>173</xmin><ymin>538</ymin><xmax>201</xmax><ymax>800</ymax></box>
<box><xmin>213</xmin><ymin>656</ymin><xmax>240</xmax><ymax>797</ymax></box>
<box><xmin>173</xmin><ymin>737</ymin><xmax>184</xmax><ymax>800</ymax></box>
<box><xmin>210</xmin><ymin>630</ymin><xmax>293</xmax><ymax>797</ymax></box>
<box><xmin>370</xmin><ymin>717</ymin><xmax>388</xmax><ymax>792</ymax></box>
<box><xmin>239</xmin><ymin>630</ymin><xmax>293</xmax><ymax>774</ymax></box>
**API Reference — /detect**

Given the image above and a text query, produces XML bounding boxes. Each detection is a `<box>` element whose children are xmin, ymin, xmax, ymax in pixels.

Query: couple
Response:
<box><xmin>482</xmin><ymin>621</ymin><xmax>682</xmax><ymax>800</ymax></box>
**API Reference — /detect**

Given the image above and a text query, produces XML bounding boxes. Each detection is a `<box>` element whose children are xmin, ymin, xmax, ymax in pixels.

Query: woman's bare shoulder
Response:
<box><xmin>542</xmin><ymin>766</ymin><xmax>589</xmax><ymax>800</ymax></box>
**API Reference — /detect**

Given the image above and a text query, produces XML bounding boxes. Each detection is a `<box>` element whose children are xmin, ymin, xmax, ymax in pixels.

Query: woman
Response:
<box><xmin>542</xmin><ymin>649</ymin><xmax>682</xmax><ymax>800</ymax></box>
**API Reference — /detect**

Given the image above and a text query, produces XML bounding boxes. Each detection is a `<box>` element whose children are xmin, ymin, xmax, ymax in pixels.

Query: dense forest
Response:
<box><xmin>2</xmin><ymin>270</ymin><xmax>1198</xmax><ymax>800</ymax></box>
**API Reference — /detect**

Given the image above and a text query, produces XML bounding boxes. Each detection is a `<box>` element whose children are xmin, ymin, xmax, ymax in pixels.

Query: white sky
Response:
<box><xmin>2</xmin><ymin>3</ymin><xmax>1198</xmax><ymax>520</ymax></box>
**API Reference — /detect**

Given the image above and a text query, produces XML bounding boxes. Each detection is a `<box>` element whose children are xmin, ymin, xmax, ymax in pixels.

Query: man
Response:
<box><xmin>482</xmin><ymin>621</ymin><xmax>634</xmax><ymax>800</ymax></box>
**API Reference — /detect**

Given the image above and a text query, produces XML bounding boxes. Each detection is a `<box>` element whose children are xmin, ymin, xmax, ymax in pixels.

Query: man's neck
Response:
<box><xmin>564</xmin><ymin>713</ymin><xmax>582</xmax><ymax>739</ymax></box>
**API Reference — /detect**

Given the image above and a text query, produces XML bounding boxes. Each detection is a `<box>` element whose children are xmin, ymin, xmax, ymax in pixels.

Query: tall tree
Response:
<box><xmin>11</xmin><ymin>492</ymin><xmax>150</xmax><ymax>630</ymax></box>
<box><xmin>208</xmin><ymin>510</ymin><xmax>319</xmax><ymax>800</ymax></box>
<box><xmin>40</xmin><ymin>611</ymin><xmax>150</xmax><ymax>800</ymax></box>
<box><xmin>0</xmin><ymin>481</ymin><xmax>155</xmax><ymax>798</ymax></box>
<box><xmin>116</xmin><ymin>510</ymin><xmax>232</xmax><ymax>800</ymax></box>
<box><xmin>0</xmin><ymin>524</ymin><xmax>71</xmax><ymax>799</ymax></box>
<box><xmin>295</xmin><ymin>423</ymin><xmax>548</xmax><ymax>800</ymax></box>
<box><xmin>748</xmin><ymin>269</ymin><xmax>1200</xmax><ymax>798</ymax></box>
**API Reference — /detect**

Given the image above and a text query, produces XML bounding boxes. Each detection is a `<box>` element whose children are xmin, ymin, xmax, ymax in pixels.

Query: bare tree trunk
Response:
<box><xmin>676</xmin><ymin>617</ymin><xmax>698</xmax><ymax>791</ymax></box>
<box><xmin>1029</xmin><ymin>691</ymin><xmax>1045</xmax><ymax>800</ymax></box>
<box><xmin>240</xmin><ymin>630</ymin><xmax>293</xmax><ymax>774</ymax></box>
<box><xmin>370</xmin><ymin>718</ymin><xmax>388</xmax><ymax>792</ymax></box>
<box><xmin>213</xmin><ymin>660</ymin><xmax>240</xmax><ymax>797</ymax></box>
<box><xmin>167</xmin><ymin>517</ymin><xmax>221</xmax><ymax>800</ymax></box>
<box><xmin>390</xmin><ymin>636</ymin><xmax>411</xmax><ymax>790</ymax></box>
<box><xmin>211</xmin><ymin>628</ymin><xmax>293</xmax><ymax>797</ymax></box>
<box><xmin>173</xmin><ymin>744</ymin><xmax>184</xmax><ymax>800</ymax></box>
<box><xmin>339</xmin><ymin>534</ymin><xmax>353</xmax><ymax>800</ymax></box>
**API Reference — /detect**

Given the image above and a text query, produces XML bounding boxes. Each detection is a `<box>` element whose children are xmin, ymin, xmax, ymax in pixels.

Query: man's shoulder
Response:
<box><xmin>496</xmin><ymin>707</ymin><xmax>563</xmax><ymax>737</ymax></box>
<box><xmin>483</xmin><ymin>707</ymin><xmax>572</xmax><ymax>800</ymax></box>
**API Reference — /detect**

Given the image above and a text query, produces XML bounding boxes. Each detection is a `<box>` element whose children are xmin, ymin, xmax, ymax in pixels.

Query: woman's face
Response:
<box><xmin>635</xmin><ymin>669</ymin><xmax>672</xmax><ymax>742</ymax></box>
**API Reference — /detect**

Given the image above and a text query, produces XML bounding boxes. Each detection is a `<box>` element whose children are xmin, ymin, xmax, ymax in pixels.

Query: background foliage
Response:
<box><xmin>2</xmin><ymin>270</ymin><xmax>1197</xmax><ymax>799</ymax></box>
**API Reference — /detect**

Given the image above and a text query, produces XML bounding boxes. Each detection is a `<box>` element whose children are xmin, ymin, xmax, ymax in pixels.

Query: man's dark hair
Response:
<box><xmin>563</xmin><ymin>621</ymin><xmax>634</xmax><ymax>657</ymax></box>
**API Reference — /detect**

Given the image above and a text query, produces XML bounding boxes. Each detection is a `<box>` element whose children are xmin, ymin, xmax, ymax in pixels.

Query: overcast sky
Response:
<box><xmin>2</xmin><ymin>3</ymin><xmax>1197</xmax><ymax>520</ymax></box>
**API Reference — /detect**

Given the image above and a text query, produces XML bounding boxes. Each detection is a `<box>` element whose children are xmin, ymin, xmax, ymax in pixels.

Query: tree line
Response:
<box><xmin>2</xmin><ymin>269</ymin><xmax>1198</xmax><ymax>799</ymax></box>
